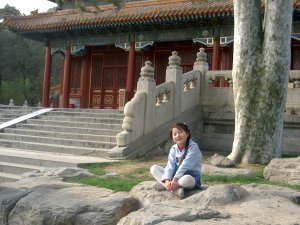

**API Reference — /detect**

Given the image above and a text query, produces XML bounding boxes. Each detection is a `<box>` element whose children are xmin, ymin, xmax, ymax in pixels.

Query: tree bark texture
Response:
<box><xmin>228</xmin><ymin>0</ymin><xmax>292</xmax><ymax>164</ymax></box>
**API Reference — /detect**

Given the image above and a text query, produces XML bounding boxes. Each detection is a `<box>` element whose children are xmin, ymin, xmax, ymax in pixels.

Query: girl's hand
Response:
<box><xmin>164</xmin><ymin>180</ymin><xmax>172</xmax><ymax>191</ymax></box>
<box><xmin>171</xmin><ymin>178</ymin><xmax>179</xmax><ymax>190</ymax></box>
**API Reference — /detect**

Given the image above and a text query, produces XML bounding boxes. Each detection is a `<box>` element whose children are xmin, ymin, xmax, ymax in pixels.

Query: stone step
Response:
<box><xmin>52</xmin><ymin>108</ymin><xmax>123</xmax><ymax>114</ymax></box>
<box><xmin>26</xmin><ymin>119</ymin><xmax>123</xmax><ymax>130</ymax></box>
<box><xmin>0</xmin><ymin>161</ymin><xmax>44</xmax><ymax>175</ymax></box>
<box><xmin>1</xmin><ymin>114</ymin><xmax>24</xmax><ymax>119</ymax></box>
<box><xmin>3</xmin><ymin>128</ymin><xmax>117</xmax><ymax>143</ymax></box>
<box><xmin>0</xmin><ymin>148</ymin><xmax>113</xmax><ymax>168</ymax></box>
<box><xmin>36</xmin><ymin>115</ymin><xmax>123</xmax><ymax>124</ymax></box>
<box><xmin>0</xmin><ymin>147</ymin><xmax>117</xmax><ymax>181</ymax></box>
<box><xmin>0</xmin><ymin>108</ymin><xmax>124</xmax><ymax>182</ymax></box>
<box><xmin>15</xmin><ymin>124</ymin><xmax>121</xmax><ymax>136</ymax></box>
<box><xmin>0</xmin><ymin>172</ymin><xmax>20</xmax><ymax>182</ymax></box>
<box><xmin>45</xmin><ymin>110</ymin><xmax>125</xmax><ymax>118</ymax></box>
<box><xmin>0</xmin><ymin>140</ymin><xmax>112</xmax><ymax>157</ymax></box>
<box><xmin>0</xmin><ymin>133</ymin><xmax>116</xmax><ymax>148</ymax></box>
<box><xmin>0</xmin><ymin>118</ymin><xmax>9</xmax><ymax>123</ymax></box>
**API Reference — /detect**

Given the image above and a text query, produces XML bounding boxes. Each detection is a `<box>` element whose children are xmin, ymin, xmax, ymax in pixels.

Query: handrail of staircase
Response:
<box><xmin>115</xmin><ymin>48</ymin><xmax>209</xmax><ymax>149</ymax></box>
<box><xmin>0</xmin><ymin>108</ymin><xmax>53</xmax><ymax>131</ymax></box>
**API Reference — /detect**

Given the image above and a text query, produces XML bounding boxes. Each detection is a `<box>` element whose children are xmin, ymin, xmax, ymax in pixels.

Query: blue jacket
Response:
<box><xmin>161</xmin><ymin>139</ymin><xmax>202</xmax><ymax>187</ymax></box>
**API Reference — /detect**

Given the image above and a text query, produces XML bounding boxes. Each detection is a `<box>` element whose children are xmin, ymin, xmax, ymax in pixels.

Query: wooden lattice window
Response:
<box><xmin>206</xmin><ymin>50</ymin><xmax>213</xmax><ymax>70</ymax></box>
<box><xmin>292</xmin><ymin>47</ymin><xmax>300</xmax><ymax>70</ymax></box>
<box><xmin>134</xmin><ymin>53</ymin><xmax>142</xmax><ymax>86</ymax></box>
<box><xmin>91</xmin><ymin>55</ymin><xmax>102</xmax><ymax>89</ymax></box>
<box><xmin>154</xmin><ymin>51</ymin><xmax>170</xmax><ymax>85</ymax></box>
<box><xmin>70</xmin><ymin>57</ymin><xmax>82</xmax><ymax>92</ymax></box>
<box><xmin>178</xmin><ymin>49</ymin><xmax>198</xmax><ymax>73</ymax></box>
<box><xmin>103</xmin><ymin>68</ymin><xmax>114</xmax><ymax>88</ymax></box>
<box><xmin>104</xmin><ymin>53</ymin><xmax>128</xmax><ymax>66</ymax></box>
<box><xmin>103</xmin><ymin>53</ymin><xmax>128</xmax><ymax>89</ymax></box>
<box><xmin>118</xmin><ymin>67</ymin><xmax>127</xmax><ymax>88</ymax></box>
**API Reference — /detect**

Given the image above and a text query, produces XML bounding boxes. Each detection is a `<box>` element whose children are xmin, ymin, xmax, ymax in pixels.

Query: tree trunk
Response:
<box><xmin>227</xmin><ymin>0</ymin><xmax>292</xmax><ymax>164</ymax></box>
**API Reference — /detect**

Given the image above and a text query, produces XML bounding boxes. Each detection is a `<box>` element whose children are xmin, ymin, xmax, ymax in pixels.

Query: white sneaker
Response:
<box><xmin>153</xmin><ymin>182</ymin><xmax>165</xmax><ymax>191</ymax></box>
<box><xmin>172</xmin><ymin>187</ymin><xmax>184</xmax><ymax>198</ymax></box>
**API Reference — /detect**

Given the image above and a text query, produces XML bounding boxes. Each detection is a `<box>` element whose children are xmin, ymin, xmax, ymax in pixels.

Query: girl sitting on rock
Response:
<box><xmin>150</xmin><ymin>123</ymin><xmax>202</xmax><ymax>198</ymax></box>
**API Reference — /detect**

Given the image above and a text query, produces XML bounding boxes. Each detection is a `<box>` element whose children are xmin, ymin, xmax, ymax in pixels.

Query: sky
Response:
<box><xmin>0</xmin><ymin>0</ymin><xmax>57</xmax><ymax>15</ymax></box>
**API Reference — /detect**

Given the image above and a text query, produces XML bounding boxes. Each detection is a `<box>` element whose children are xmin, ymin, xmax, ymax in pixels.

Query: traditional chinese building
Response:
<box><xmin>3</xmin><ymin>0</ymin><xmax>300</xmax><ymax>109</ymax></box>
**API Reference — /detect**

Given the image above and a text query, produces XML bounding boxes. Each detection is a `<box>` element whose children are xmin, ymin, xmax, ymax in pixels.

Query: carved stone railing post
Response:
<box><xmin>137</xmin><ymin>61</ymin><xmax>156</xmax><ymax>134</ymax></box>
<box><xmin>116</xmin><ymin>61</ymin><xmax>156</xmax><ymax>147</ymax></box>
<box><xmin>193</xmin><ymin>47</ymin><xmax>209</xmax><ymax>74</ymax></box>
<box><xmin>9</xmin><ymin>99</ymin><xmax>14</xmax><ymax>106</ymax></box>
<box><xmin>165</xmin><ymin>51</ymin><xmax>183</xmax><ymax>117</ymax></box>
<box><xmin>193</xmin><ymin>48</ymin><xmax>209</xmax><ymax>104</ymax></box>
<box><xmin>23</xmin><ymin>100</ymin><xmax>28</xmax><ymax>108</ymax></box>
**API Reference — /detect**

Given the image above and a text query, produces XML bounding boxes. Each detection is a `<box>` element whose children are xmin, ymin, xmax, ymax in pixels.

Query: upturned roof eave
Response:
<box><xmin>6</xmin><ymin>11</ymin><xmax>234</xmax><ymax>35</ymax></box>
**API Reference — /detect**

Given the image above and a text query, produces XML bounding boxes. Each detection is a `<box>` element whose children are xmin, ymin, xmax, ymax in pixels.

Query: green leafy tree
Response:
<box><xmin>55</xmin><ymin>0</ymin><xmax>128</xmax><ymax>11</ymax></box>
<box><xmin>0</xmin><ymin>29</ymin><xmax>45</xmax><ymax>106</ymax></box>
<box><xmin>0</xmin><ymin>4</ymin><xmax>22</xmax><ymax>18</ymax></box>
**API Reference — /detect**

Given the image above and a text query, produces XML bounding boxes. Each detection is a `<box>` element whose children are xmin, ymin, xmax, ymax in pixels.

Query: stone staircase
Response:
<box><xmin>0</xmin><ymin>105</ymin><xmax>37</xmax><ymax>123</ymax></box>
<box><xmin>0</xmin><ymin>108</ymin><xmax>124</xmax><ymax>182</ymax></box>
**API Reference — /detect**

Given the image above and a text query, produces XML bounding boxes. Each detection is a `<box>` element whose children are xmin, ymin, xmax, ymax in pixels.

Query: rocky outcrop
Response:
<box><xmin>202</xmin><ymin>164</ymin><xmax>256</xmax><ymax>177</ymax></box>
<box><xmin>0</xmin><ymin>177</ymin><xmax>140</xmax><ymax>225</ymax></box>
<box><xmin>122</xmin><ymin>182</ymin><xmax>300</xmax><ymax>225</ymax></box>
<box><xmin>0</xmin><ymin>168</ymin><xmax>141</xmax><ymax>225</ymax></box>
<box><xmin>1</xmin><ymin>160</ymin><xmax>300</xmax><ymax>225</ymax></box>
<box><xmin>264</xmin><ymin>157</ymin><xmax>300</xmax><ymax>185</ymax></box>
<box><xmin>205</xmin><ymin>154</ymin><xmax>236</xmax><ymax>167</ymax></box>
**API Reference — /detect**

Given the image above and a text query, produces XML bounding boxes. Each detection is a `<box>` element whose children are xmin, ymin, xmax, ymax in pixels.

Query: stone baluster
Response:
<box><xmin>23</xmin><ymin>100</ymin><xmax>28</xmax><ymax>108</ymax></box>
<box><xmin>9</xmin><ymin>99</ymin><xmax>14</xmax><ymax>106</ymax></box>
<box><xmin>193</xmin><ymin>48</ymin><xmax>209</xmax><ymax>105</ymax></box>
<box><xmin>162</xmin><ymin>90</ymin><xmax>169</xmax><ymax>103</ymax></box>
<box><xmin>137</xmin><ymin>61</ymin><xmax>156</xmax><ymax>134</ymax></box>
<box><xmin>294</xmin><ymin>80</ymin><xmax>300</xmax><ymax>88</ymax></box>
<box><xmin>156</xmin><ymin>94</ymin><xmax>163</xmax><ymax>106</ymax></box>
<box><xmin>193</xmin><ymin>47</ymin><xmax>209</xmax><ymax>74</ymax></box>
<box><xmin>165</xmin><ymin>51</ymin><xmax>183</xmax><ymax>117</ymax></box>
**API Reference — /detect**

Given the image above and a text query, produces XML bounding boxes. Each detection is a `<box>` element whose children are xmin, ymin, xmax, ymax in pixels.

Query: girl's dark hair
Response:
<box><xmin>169</xmin><ymin>123</ymin><xmax>191</xmax><ymax>149</ymax></box>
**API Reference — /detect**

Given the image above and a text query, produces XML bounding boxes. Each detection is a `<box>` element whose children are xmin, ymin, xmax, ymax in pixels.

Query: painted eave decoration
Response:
<box><xmin>3</xmin><ymin>0</ymin><xmax>234</xmax><ymax>34</ymax></box>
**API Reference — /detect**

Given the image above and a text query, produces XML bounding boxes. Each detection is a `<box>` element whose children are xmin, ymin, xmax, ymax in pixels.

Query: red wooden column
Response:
<box><xmin>221</xmin><ymin>48</ymin><xmax>229</xmax><ymax>70</ymax></box>
<box><xmin>62</xmin><ymin>47</ymin><xmax>72</xmax><ymax>108</ymax></box>
<box><xmin>42</xmin><ymin>47</ymin><xmax>52</xmax><ymax>107</ymax></box>
<box><xmin>80</xmin><ymin>54</ymin><xmax>88</xmax><ymax>108</ymax></box>
<box><xmin>126</xmin><ymin>42</ymin><xmax>136</xmax><ymax>100</ymax></box>
<box><xmin>212</xmin><ymin>37</ymin><xmax>221</xmax><ymax>70</ymax></box>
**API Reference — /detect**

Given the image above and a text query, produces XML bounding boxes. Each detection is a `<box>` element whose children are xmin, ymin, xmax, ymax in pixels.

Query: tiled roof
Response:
<box><xmin>4</xmin><ymin>0</ymin><xmax>234</xmax><ymax>33</ymax></box>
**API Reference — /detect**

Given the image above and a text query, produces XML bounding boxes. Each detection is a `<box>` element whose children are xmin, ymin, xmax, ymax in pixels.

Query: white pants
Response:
<box><xmin>150</xmin><ymin>165</ymin><xmax>195</xmax><ymax>189</ymax></box>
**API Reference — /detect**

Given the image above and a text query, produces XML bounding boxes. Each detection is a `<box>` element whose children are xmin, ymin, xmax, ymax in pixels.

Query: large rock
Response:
<box><xmin>119</xmin><ymin>182</ymin><xmax>300</xmax><ymax>225</ymax></box>
<box><xmin>183</xmin><ymin>184</ymin><xmax>248</xmax><ymax>206</ymax></box>
<box><xmin>264</xmin><ymin>157</ymin><xmax>300</xmax><ymax>185</ymax></box>
<box><xmin>0</xmin><ymin>171</ymin><xmax>140</xmax><ymax>225</ymax></box>
<box><xmin>21</xmin><ymin>167</ymin><xmax>95</xmax><ymax>180</ymax></box>
<box><xmin>202</xmin><ymin>164</ymin><xmax>256</xmax><ymax>177</ymax></box>
<box><xmin>1</xmin><ymin>166</ymin><xmax>300</xmax><ymax>225</ymax></box>
<box><xmin>206</xmin><ymin>154</ymin><xmax>236</xmax><ymax>167</ymax></box>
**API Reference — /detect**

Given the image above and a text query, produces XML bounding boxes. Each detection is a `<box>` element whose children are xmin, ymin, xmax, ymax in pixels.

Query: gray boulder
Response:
<box><xmin>206</xmin><ymin>154</ymin><xmax>236</xmax><ymax>167</ymax></box>
<box><xmin>202</xmin><ymin>164</ymin><xmax>256</xmax><ymax>177</ymax></box>
<box><xmin>0</xmin><ymin>172</ymin><xmax>140</xmax><ymax>225</ymax></box>
<box><xmin>264</xmin><ymin>157</ymin><xmax>300</xmax><ymax>185</ymax></box>
<box><xmin>119</xmin><ymin>182</ymin><xmax>300</xmax><ymax>225</ymax></box>
<box><xmin>1</xmin><ymin>165</ymin><xmax>300</xmax><ymax>225</ymax></box>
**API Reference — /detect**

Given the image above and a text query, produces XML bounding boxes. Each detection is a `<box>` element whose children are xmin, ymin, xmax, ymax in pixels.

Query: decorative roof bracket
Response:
<box><xmin>51</xmin><ymin>46</ymin><xmax>86</xmax><ymax>56</ymax></box>
<box><xmin>115</xmin><ymin>41</ymin><xmax>154</xmax><ymax>51</ymax></box>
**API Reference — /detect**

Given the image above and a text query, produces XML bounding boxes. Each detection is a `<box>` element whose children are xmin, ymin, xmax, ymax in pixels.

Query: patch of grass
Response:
<box><xmin>202</xmin><ymin>169</ymin><xmax>300</xmax><ymax>192</ymax></box>
<box><xmin>66</xmin><ymin>176</ymin><xmax>146</xmax><ymax>192</ymax></box>
<box><xmin>203</xmin><ymin>169</ymin><xmax>264</xmax><ymax>184</ymax></box>
<box><xmin>67</xmin><ymin>154</ymin><xmax>300</xmax><ymax>193</ymax></box>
